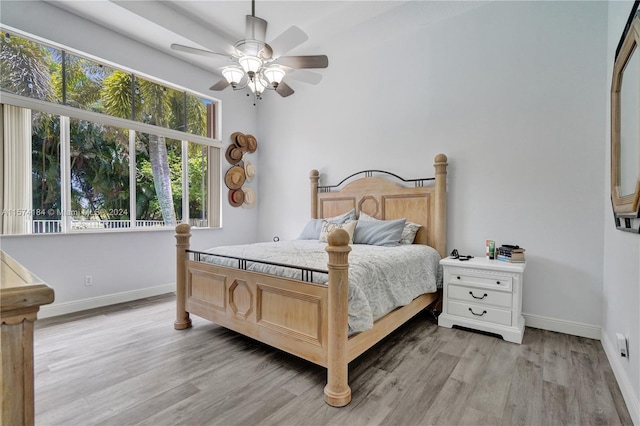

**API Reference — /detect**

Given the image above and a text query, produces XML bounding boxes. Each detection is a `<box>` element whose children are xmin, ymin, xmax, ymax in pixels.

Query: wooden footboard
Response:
<box><xmin>175</xmin><ymin>224</ymin><xmax>352</xmax><ymax>406</ymax></box>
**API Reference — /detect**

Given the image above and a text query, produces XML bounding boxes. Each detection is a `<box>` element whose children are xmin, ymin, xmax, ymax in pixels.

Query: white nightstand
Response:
<box><xmin>438</xmin><ymin>256</ymin><xmax>526</xmax><ymax>344</ymax></box>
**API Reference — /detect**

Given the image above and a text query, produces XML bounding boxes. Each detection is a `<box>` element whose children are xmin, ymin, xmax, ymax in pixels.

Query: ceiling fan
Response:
<box><xmin>170</xmin><ymin>0</ymin><xmax>328</xmax><ymax>102</ymax></box>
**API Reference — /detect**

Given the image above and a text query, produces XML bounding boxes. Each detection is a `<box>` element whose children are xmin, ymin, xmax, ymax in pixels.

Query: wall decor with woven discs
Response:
<box><xmin>224</xmin><ymin>132</ymin><xmax>257</xmax><ymax>208</ymax></box>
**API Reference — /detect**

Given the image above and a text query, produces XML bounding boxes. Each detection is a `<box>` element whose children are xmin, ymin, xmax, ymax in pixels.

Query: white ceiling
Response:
<box><xmin>41</xmin><ymin>0</ymin><xmax>487</xmax><ymax>78</ymax></box>
<box><xmin>41</xmin><ymin>1</ymin><xmax>402</xmax><ymax>74</ymax></box>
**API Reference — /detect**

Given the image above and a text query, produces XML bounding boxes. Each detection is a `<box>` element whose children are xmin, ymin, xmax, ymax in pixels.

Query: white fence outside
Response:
<box><xmin>32</xmin><ymin>219</ymin><xmax>206</xmax><ymax>233</ymax></box>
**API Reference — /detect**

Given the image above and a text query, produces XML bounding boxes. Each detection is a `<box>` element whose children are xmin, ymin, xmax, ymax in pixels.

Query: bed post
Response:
<box><xmin>310</xmin><ymin>169</ymin><xmax>319</xmax><ymax>219</ymax></box>
<box><xmin>174</xmin><ymin>223</ymin><xmax>192</xmax><ymax>330</ymax></box>
<box><xmin>433</xmin><ymin>154</ymin><xmax>448</xmax><ymax>258</ymax></box>
<box><xmin>324</xmin><ymin>229</ymin><xmax>352</xmax><ymax>407</ymax></box>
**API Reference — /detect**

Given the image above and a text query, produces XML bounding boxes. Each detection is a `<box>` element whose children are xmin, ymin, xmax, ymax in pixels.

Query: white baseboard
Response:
<box><xmin>523</xmin><ymin>313</ymin><xmax>601</xmax><ymax>340</ymax></box>
<box><xmin>39</xmin><ymin>283</ymin><xmax>175</xmax><ymax>319</ymax></box>
<box><xmin>601</xmin><ymin>331</ymin><xmax>640</xmax><ymax>426</ymax></box>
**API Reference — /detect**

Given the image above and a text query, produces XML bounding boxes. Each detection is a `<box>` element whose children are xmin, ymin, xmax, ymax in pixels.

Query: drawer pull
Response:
<box><xmin>468</xmin><ymin>308</ymin><xmax>487</xmax><ymax>317</ymax></box>
<box><xmin>496</xmin><ymin>281</ymin><xmax>501</xmax><ymax>285</ymax></box>
<box><xmin>469</xmin><ymin>291</ymin><xmax>488</xmax><ymax>300</ymax></box>
<box><xmin>457</xmin><ymin>276</ymin><xmax>461</xmax><ymax>280</ymax></box>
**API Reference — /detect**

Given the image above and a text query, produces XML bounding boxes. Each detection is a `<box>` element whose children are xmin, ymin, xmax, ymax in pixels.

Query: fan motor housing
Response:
<box><xmin>235</xmin><ymin>39</ymin><xmax>273</xmax><ymax>60</ymax></box>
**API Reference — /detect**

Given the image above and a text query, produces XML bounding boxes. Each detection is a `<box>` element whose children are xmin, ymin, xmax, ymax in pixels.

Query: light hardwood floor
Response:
<box><xmin>34</xmin><ymin>294</ymin><xmax>632</xmax><ymax>426</ymax></box>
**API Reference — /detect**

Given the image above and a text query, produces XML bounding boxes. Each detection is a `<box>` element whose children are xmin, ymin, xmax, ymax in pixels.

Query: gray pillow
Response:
<box><xmin>353</xmin><ymin>218</ymin><xmax>406</xmax><ymax>246</ymax></box>
<box><xmin>359</xmin><ymin>211</ymin><xmax>421</xmax><ymax>244</ymax></box>
<box><xmin>298</xmin><ymin>208</ymin><xmax>356</xmax><ymax>239</ymax></box>
<box><xmin>298</xmin><ymin>219</ymin><xmax>324</xmax><ymax>239</ymax></box>
<box><xmin>333</xmin><ymin>208</ymin><xmax>356</xmax><ymax>222</ymax></box>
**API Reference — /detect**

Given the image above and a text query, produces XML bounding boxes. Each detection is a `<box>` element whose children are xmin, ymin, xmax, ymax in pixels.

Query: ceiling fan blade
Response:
<box><xmin>269</xmin><ymin>26</ymin><xmax>309</xmax><ymax>58</ymax></box>
<box><xmin>209</xmin><ymin>79</ymin><xmax>230</xmax><ymax>91</ymax></box>
<box><xmin>286</xmin><ymin>69</ymin><xmax>323</xmax><ymax>85</ymax></box>
<box><xmin>171</xmin><ymin>43</ymin><xmax>233</xmax><ymax>60</ymax></box>
<box><xmin>276</xmin><ymin>55</ymin><xmax>328</xmax><ymax>69</ymax></box>
<box><xmin>276</xmin><ymin>81</ymin><xmax>295</xmax><ymax>98</ymax></box>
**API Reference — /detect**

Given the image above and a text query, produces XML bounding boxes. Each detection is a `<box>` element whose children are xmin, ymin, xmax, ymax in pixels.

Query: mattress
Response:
<box><xmin>200</xmin><ymin>240</ymin><xmax>441</xmax><ymax>333</ymax></box>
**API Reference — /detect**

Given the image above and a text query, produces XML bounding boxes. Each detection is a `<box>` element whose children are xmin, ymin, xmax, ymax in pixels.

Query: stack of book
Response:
<box><xmin>496</xmin><ymin>244</ymin><xmax>526</xmax><ymax>263</ymax></box>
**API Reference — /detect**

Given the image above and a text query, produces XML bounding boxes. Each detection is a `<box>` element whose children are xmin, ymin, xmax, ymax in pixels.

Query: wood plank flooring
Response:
<box><xmin>33</xmin><ymin>294</ymin><xmax>632</xmax><ymax>426</ymax></box>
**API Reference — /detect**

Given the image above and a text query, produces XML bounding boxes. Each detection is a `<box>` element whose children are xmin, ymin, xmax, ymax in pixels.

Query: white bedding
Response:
<box><xmin>200</xmin><ymin>240</ymin><xmax>441</xmax><ymax>333</ymax></box>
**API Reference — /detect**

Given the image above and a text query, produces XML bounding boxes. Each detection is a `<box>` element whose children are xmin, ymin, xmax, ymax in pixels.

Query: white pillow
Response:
<box><xmin>399</xmin><ymin>222</ymin><xmax>422</xmax><ymax>244</ymax></box>
<box><xmin>319</xmin><ymin>220</ymin><xmax>356</xmax><ymax>244</ymax></box>
<box><xmin>358</xmin><ymin>211</ymin><xmax>421</xmax><ymax>244</ymax></box>
<box><xmin>298</xmin><ymin>209</ymin><xmax>357</xmax><ymax>240</ymax></box>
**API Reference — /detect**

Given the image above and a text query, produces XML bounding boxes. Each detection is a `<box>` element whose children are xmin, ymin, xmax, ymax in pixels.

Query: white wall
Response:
<box><xmin>258</xmin><ymin>1</ymin><xmax>608</xmax><ymax>336</ymax></box>
<box><xmin>0</xmin><ymin>1</ymin><xmax>260</xmax><ymax>315</ymax></box>
<box><xmin>603</xmin><ymin>1</ymin><xmax>640</xmax><ymax>422</ymax></box>
<box><xmin>1</xmin><ymin>0</ymin><xmax>636</xmax><ymax>417</ymax></box>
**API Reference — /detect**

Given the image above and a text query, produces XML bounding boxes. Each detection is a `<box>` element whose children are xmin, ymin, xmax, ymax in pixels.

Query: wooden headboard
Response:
<box><xmin>309</xmin><ymin>154</ymin><xmax>448</xmax><ymax>257</ymax></box>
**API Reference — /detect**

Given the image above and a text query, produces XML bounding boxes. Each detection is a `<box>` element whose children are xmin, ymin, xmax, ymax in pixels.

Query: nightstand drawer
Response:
<box><xmin>448</xmin><ymin>272</ymin><xmax>512</xmax><ymax>291</ymax></box>
<box><xmin>447</xmin><ymin>300</ymin><xmax>512</xmax><ymax>326</ymax></box>
<box><xmin>448</xmin><ymin>284</ymin><xmax>512</xmax><ymax>309</ymax></box>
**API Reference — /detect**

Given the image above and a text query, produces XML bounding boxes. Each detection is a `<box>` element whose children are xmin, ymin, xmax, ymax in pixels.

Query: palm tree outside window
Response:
<box><xmin>0</xmin><ymin>29</ymin><xmax>219</xmax><ymax>234</ymax></box>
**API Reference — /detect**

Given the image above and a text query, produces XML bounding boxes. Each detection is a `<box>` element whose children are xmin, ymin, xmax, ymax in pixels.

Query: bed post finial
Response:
<box><xmin>175</xmin><ymin>223</ymin><xmax>192</xmax><ymax>330</ymax></box>
<box><xmin>310</xmin><ymin>169</ymin><xmax>319</xmax><ymax>219</ymax></box>
<box><xmin>434</xmin><ymin>154</ymin><xmax>448</xmax><ymax>258</ymax></box>
<box><xmin>324</xmin><ymin>229</ymin><xmax>352</xmax><ymax>407</ymax></box>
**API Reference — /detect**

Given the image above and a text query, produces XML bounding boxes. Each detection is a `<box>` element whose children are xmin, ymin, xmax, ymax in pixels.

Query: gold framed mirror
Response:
<box><xmin>611</xmin><ymin>11</ymin><xmax>640</xmax><ymax>233</ymax></box>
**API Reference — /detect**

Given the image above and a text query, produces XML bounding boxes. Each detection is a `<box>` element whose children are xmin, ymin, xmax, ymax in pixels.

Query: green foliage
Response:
<box><xmin>101</xmin><ymin>71</ymin><xmax>135</xmax><ymax>120</ymax></box>
<box><xmin>3</xmin><ymin>32</ymin><xmax>212</xmax><ymax>228</ymax></box>
<box><xmin>69</xmin><ymin>119</ymin><xmax>130</xmax><ymax>219</ymax></box>
<box><xmin>186</xmin><ymin>96</ymin><xmax>207</xmax><ymax>136</ymax></box>
<box><xmin>188</xmin><ymin>146</ymin><xmax>207</xmax><ymax>219</ymax></box>
<box><xmin>64</xmin><ymin>55</ymin><xmax>111</xmax><ymax>111</ymax></box>
<box><xmin>31</xmin><ymin>112</ymin><xmax>61</xmax><ymax>219</ymax></box>
<box><xmin>1</xmin><ymin>32</ymin><xmax>54</xmax><ymax>101</ymax></box>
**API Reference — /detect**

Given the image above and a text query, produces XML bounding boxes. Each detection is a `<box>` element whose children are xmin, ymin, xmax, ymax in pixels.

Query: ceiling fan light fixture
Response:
<box><xmin>238</xmin><ymin>55</ymin><xmax>262</xmax><ymax>74</ymax></box>
<box><xmin>263</xmin><ymin>66</ymin><xmax>286</xmax><ymax>88</ymax></box>
<box><xmin>222</xmin><ymin>67</ymin><xmax>244</xmax><ymax>88</ymax></box>
<box><xmin>248</xmin><ymin>77</ymin><xmax>268</xmax><ymax>95</ymax></box>
<box><xmin>172</xmin><ymin>0</ymin><xmax>329</xmax><ymax>104</ymax></box>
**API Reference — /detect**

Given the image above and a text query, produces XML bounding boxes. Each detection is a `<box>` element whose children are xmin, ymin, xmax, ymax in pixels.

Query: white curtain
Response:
<box><xmin>1</xmin><ymin>104</ymin><xmax>32</xmax><ymax>235</ymax></box>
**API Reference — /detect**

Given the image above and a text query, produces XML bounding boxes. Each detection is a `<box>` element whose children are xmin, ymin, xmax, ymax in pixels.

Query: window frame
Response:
<box><xmin>1</xmin><ymin>92</ymin><xmax>223</xmax><ymax>235</ymax></box>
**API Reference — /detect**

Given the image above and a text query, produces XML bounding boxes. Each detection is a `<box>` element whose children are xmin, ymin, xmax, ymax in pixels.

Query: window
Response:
<box><xmin>69</xmin><ymin>118</ymin><xmax>131</xmax><ymax>230</ymax></box>
<box><xmin>0</xmin><ymin>30</ymin><xmax>221</xmax><ymax>235</ymax></box>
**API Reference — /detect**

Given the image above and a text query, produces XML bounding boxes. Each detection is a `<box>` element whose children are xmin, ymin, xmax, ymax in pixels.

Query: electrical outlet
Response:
<box><xmin>84</xmin><ymin>275</ymin><xmax>93</xmax><ymax>286</ymax></box>
<box><xmin>616</xmin><ymin>333</ymin><xmax>629</xmax><ymax>358</ymax></box>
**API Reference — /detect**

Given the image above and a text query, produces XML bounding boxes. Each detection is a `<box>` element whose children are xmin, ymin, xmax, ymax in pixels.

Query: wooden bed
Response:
<box><xmin>174</xmin><ymin>153</ymin><xmax>448</xmax><ymax>406</ymax></box>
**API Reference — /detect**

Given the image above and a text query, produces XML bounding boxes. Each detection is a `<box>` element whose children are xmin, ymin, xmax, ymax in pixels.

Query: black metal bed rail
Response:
<box><xmin>317</xmin><ymin>169</ymin><xmax>435</xmax><ymax>192</ymax></box>
<box><xmin>186</xmin><ymin>249</ymin><xmax>328</xmax><ymax>283</ymax></box>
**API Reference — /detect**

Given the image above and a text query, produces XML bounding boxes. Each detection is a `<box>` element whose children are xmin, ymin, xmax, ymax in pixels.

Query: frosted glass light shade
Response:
<box><xmin>222</xmin><ymin>67</ymin><xmax>244</xmax><ymax>85</ymax></box>
<box><xmin>248</xmin><ymin>78</ymin><xmax>268</xmax><ymax>94</ymax></box>
<box><xmin>238</xmin><ymin>55</ymin><xmax>262</xmax><ymax>74</ymax></box>
<box><xmin>263</xmin><ymin>66</ymin><xmax>285</xmax><ymax>86</ymax></box>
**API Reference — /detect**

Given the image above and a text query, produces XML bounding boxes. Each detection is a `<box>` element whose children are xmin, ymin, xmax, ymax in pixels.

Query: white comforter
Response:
<box><xmin>200</xmin><ymin>240</ymin><xmax>441</xmax><ymax>333</ymax></box>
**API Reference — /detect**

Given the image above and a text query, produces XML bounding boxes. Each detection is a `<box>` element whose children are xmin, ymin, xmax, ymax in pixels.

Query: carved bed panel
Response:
<box><xmin>185</xmin><ymin>260</ymin><xmax>330</xmax><ymax>366</ymax></box>
<box><xmin>176</xmin><ymin>154</ymin><xmax>448</xmax><ymax>406</ymax></box>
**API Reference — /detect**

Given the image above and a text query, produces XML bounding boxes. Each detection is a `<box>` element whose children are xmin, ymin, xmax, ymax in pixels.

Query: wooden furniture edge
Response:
<box><xmin>1</xmin><ymin>250</ymin><xmax>55</xmax><ymax>426</ymax></box>
<box><xmin>433</xmin><ymin>153</ymin><xmax>448</xmax><ymax>258</ymax></box>
<box><xmin>174</xmin><ymin>223</ymin><xmax>192</xmax><ymax>330</ymax></box>
<box><xmin>323</xmin><ymin>228</ymin><xmax>352</xmax><ymax>406</ymax></box>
